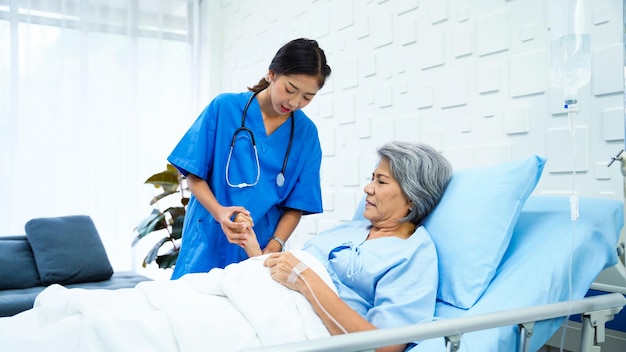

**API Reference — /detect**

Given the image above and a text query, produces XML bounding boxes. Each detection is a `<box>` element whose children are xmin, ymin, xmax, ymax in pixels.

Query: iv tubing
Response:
<box><xmin>294</xmin><ymin>268</ymin><xmax>349</xmax><ymax>335</ymax></box>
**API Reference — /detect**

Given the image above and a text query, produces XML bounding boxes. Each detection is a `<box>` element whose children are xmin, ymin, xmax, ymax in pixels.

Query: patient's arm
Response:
<box><xmin>264</xmin><ymin>252</ymin><xmax>407</xmax><ymax>352</ymax></box>
<box><xmin>234</xmin><ymin>212</ymin><xmax>262</xmax><ymax>257</ymax></box>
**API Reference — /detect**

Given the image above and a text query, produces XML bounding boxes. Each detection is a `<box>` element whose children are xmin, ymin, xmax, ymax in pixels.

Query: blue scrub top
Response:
<box><xmin>168</xmin><ymin>92</ymin><xmax>323</xmax><ymax>279</ymax></box>
<box><xmin>302</xmin><ymin>221</ymin><xmax>438</xmax><ymax>331</ymax></box>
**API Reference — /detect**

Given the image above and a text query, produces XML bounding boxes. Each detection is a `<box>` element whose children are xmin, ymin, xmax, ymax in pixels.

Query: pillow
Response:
<box><xmin>25</xmin><ymin>215</ymin><xmax>114</xmax><ymax>285</ymax></box>
<box><xmin>0</xmin><ymin>236</ymin><xmax>42</xmax><ymax>289</ymax></box>
<box><xmin>423</xmin><ymin>155</ymin><xmax>545</xmax><ymax>309</ymax></box>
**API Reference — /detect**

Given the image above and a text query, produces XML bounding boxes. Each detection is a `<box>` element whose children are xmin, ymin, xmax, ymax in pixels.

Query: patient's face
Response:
<box><xmin>362</xmin><ymin>159</ymin><xmax>411</xmax><ymax>226</ymax></box>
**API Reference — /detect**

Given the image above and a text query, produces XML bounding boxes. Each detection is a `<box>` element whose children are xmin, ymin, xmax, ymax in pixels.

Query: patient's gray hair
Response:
<box><xmin>377</xmin><ymin>141</ymin><xmax>452</xmax><ymax>226</ymax></box>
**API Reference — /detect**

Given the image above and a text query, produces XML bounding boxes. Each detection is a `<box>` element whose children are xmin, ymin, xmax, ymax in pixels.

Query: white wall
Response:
<box><xmin>196</xmin><ymin>0</ymin><xmax>625</xmax><ymax>249</ymax></box>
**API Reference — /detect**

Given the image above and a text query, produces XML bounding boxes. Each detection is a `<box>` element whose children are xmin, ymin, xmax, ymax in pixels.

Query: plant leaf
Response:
<box><xmin>149</xmin><ymin>190</ymin><xmax>179</xmax><ymax>206</ymax></box>
<box><xmin>145</xmin><ymin>170</ymin><xmax>180</xmax><ymax>193</ymax></box>
<box><xmin>170</xmin><ymin>215</ymin><xmax>185</xmax><ymax>240</ymax></box>
<box><xmin>132</xmin><ymin>210</ymin><xmax>167</xmax><ymax>246</ymax></box>
<box><xmin>156</xmin><ymin>248</ymin><xmax>179</xmax><ymax>269</ymax></box>
<box><xmin>166</xmin><ymin>164</ymin><xmax>179</xmax><ymax>173</ymax></box>
<box><xmin>142</xmin><ymin>236</ymin><xmax>170</xmax><ymax>267</ymax></box>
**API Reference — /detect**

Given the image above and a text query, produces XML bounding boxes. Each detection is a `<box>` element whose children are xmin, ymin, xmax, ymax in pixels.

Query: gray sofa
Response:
<box><xmin>0</xmin><ymin>215</ymin><xmax>152</xmax><ymax>317</ymax></box>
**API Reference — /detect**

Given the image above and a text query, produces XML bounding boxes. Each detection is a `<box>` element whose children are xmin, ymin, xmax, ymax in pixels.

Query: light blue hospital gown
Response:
<box><xmin>303</xmin><ymin>221</ymin><xmax>438</xmax><ymax>338</ymax></box>
<box><xmin>168</xmin><ymin>91</ymin><xmax>323</xmax><ymax>279</ymax></box>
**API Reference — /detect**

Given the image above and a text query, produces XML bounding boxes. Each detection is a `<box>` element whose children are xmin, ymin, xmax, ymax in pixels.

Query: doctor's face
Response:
<box><xmin>268</xmin><ymin>72</ymin><xmax>320</xmax><ymax>115</ymax></box>
<box><xmin>362</xmin><ymin>159</ymin><xmax>412</xmax><ymax>225</ymax></box>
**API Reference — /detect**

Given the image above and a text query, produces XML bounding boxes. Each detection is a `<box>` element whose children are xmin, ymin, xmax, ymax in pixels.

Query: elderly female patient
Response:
<box><xmin>0</xmin><ymin>141</ymin><xmax>451</xmax><ymax>352</ymax></box>
<box><xmin>237</xmin><ymin>140</ymin><xmax>452</xmax><ymax>352</ymax></box>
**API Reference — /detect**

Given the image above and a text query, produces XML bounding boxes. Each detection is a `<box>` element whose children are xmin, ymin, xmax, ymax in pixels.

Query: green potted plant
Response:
<box><xmin>132</xmin><ymin>164</ymin><xmax>188</xmax><ymax>269</ymax></box>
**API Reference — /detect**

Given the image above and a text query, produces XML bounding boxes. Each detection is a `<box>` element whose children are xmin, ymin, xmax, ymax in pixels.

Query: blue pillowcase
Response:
<box><xmin>423</xmin><ymin>155</ymin><xmax>545</xmax><ymax>309</ymax></box>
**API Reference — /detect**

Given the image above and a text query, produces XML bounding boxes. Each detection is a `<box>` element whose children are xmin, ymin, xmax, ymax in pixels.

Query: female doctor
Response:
<box><xmin>168</xmin><ymin>38</ymin><xmax>332</xmax><ymax>279</ymax></box>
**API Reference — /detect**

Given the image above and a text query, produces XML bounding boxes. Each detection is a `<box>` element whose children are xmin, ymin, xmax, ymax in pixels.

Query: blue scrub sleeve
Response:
<box><xmin>167</xmin><ymin>102</ymin><xmax>219</xmax><ymax>179</ymax></box>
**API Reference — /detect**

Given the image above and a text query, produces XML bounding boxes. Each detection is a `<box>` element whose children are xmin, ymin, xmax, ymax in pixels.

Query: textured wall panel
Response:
<box><xmin>338</xmin><ymin>156</ymin><xmax>360</xmax><ymax>186</ymax></box>
<box><xmin>360</xmin><ymin>54</ymin><xmax>377</xmax><ymax>77</ymax></box>
<box><xmin>395</xmin><ymin>0</ymin><xmax>419</xmax><ymax>15</ymax></box>
<box><xmin>476</xmin><ymin>10</ymin><xmax>509</xmax><ymax>56</ymax></box>
<box><xmin>336</xmin><ymin>58</ymin><xmax>359</xmax><ymax>90</ymax></box>
<box><xmin>376</xmin><ymin>84</ymin><xmax>393</xmax><ymax>108</ymax></box>
<box><xmin>336</xmin><ymin>92</ymin><xmax>356</xmax><ymax>125</ymax></box>
<box><xmin>355</xmin><ymin>15</ymin><xmax>370</xmax><ymax>39</ymax></box>
<box><xmin>415</xmin><ymin>83</ymin><xmax>434</xmax><ymax>108</ymax></box>
<box><xmin>372</xmin><ymin>12</ymin><xmax>393</xmax><ymax>48</ymax></box>
<box><xmin>420</xmin><ymin>127</ymin><xmax>444</xmax><ymax>151</ymax></box>
<box><xmin>322</xmin><ymin>190</ymin><xmax>334</xmax><ymax>211</ymax></box>
<box><xmin>419</xmin><ymin>29</ymin><xmax>445</xmax><ymax>69</ymax></box>
<box><xmin>595</xmin><ymin>162</ymin><xmax>612</xmax><ymax>180</ymax></box>
<box><xmin>445</xmin><ymin>145</ymin><xmax>476</xmax><ymax>169</ymax></box>
<box><xmin>477</xmin><ymin>63</ymin><xmax>501</xmax><ymax>94</ymax></box>
<box><xmin>592</xmin><ymin>44</ymin><xmax>624</xmax><ymax>96</ymax></box>
<box><xmin>602</xmin><ymin>108</ymin><xmax>625</xmax><ymax>142</ymax></box>
<box><xmin>436</xmin><ymin>68</ymin><xmax>468</xmax><ymax>108</ymax></box>
<box><xmin>319</xmin><ymin>126</ymin><xmax>335</xmax><ymax>157</ymax></box>
<box><xmin>509</xmin><ymin>51</ymin><xmax>547</xmax><ymax>97</ymax></box>
<box><xmin>477</xmin><ymin>144</ymin><xmax>512</xmax><ymax>166</ymax></box>
<box><xmin>396</xmin><ymin>14</ymin><xmax>418</xmax><ymax>45</ymax></box>
<box><xmin>452</xmin><ymin>29</ymin><xmax>473</xmax><ymax>58</ymax></box>
<box><xmin>333</xmin><ymin>0</ymin><xmax>354</xmax><ymax>30</ymax></box>
<box><xmin>456</xmin><ymin>4</ymin><xmax>470</xmax><ymax>22</ymax></box>
<box><xmin>545</xmin><ymin>127</ymin><xmax>589</xmax><ymax>173</ymax></box>
<box><xmin>393</xmin><ymin>115</ymin><xmax>419</xmax><ymax>142</ymax></box>
<box><xmin>357</xmin><ymin>116</ymin><xmax>371</xmax><ymax>139</ymax></box>
<box><xmin>310</xmin><ymin>7</ymin><xmax>331</xmax><ymax>38</ymax></box>
<box><xmin>505</xmin><ymin>105</ymin><xmax>530</xmax><ymax>135</ymax></box>
<box><xmin>428</xmin><ymin>0</ymin><xmax>448</xmax><ymax>24</ymax></box>
<box><xmin>336</xmin><ymin>190</ymin><xmax>360</xmax><ymax>221</ymax></box>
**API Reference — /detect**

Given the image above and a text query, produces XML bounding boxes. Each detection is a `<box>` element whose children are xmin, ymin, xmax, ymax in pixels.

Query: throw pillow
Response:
<box><xmin>25</xmin><ymin>215</ymin><xmax>114</xmax><ymax>285</ymax></box>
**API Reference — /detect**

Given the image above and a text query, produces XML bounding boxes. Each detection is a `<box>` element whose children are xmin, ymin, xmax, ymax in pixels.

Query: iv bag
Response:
<box><xmin>549</xmin><ymin>0</ymin><xmax>591</xmax><ymax>98</ymax></box>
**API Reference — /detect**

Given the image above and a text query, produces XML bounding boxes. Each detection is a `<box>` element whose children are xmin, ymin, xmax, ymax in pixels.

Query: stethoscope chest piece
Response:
<box><xmin>276</xmin><ymin>172</ymin><xmax>285</xmax><ymax>187</ymax></box>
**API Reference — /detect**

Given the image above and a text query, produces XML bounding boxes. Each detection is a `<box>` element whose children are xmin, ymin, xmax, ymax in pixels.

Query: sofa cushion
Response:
<box><xmin>0</xmin><ymin>286</ymin><xmax>45</xmax><ymax>317</ymax></box>
<box><xmin>25</xmin><ymin>215</ymin><xmax>114</xmax><ymax>285</ymax></box>
<box><xmin>0</xmin><ymin>236</ymin><xmax>42</xmax><ymax>290</ymax></box>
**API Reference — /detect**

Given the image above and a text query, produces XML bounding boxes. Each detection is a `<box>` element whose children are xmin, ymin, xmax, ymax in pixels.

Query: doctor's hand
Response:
<box><xmin>217</xmin><ymin>206</ymin><xmax>254</xmax><ymax>244</ymax></box>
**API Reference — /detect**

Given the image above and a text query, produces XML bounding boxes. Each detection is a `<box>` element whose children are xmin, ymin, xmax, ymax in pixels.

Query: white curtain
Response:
<box><xmin>0</xmin><ymin>0</ymin><xmax>200</xmax><ymax>272</ymax></box>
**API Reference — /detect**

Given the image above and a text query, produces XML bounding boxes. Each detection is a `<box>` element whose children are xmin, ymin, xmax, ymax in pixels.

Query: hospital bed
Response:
<box><xmin>246</xmin><ymin>155</ymin><xmax>626</xmax><ymax>352</ymax></box>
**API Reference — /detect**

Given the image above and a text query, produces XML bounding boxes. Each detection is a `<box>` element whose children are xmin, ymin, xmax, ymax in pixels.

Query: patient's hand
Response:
<box><xmin>234</xmin><ymin>212</ymin><xmax>262</xmax><ymax>257</ymax></box>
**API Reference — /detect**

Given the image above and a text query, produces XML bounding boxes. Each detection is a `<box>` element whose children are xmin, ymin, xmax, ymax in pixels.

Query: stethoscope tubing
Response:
<box><xmin>226</xmin><ymin>88</ymin><xmax>294</xmax><ymax>188</ymax></box>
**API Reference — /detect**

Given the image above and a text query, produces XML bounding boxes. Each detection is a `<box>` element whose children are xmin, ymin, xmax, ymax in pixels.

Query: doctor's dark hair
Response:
<box><xmin>248</xmin><ymin>38</ymin><xmax>332</xmax><ymax>92</ymax></box>
<box><xmin>377</xmin><ymin>141</ymin><xmax>452</xmax><ymax>226</ymax></box>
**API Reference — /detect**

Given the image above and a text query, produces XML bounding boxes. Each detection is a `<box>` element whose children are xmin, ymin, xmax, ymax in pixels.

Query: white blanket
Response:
<box><xmin>0</xmin><ymin>250</ymin><xmax>332</xmax><ymax>352</ymax></box>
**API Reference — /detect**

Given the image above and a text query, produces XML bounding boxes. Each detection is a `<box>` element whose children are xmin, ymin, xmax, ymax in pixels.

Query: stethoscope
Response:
<box><xmin>225</xmin><ymin>88</ymin><xmax>294</xmax><ymax>188</ymax></box>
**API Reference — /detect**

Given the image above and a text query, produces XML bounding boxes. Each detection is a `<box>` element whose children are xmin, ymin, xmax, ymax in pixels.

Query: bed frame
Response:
<box><xmin>244</xmin><ymin>292</ymin><xmax>625</xmax><ymax>352</ymax></box>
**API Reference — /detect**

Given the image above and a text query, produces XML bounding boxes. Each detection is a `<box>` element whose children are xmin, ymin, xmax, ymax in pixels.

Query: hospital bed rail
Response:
<box><xmin>244</xmin><ymin>292</ymin><xmax>625</xmax><ymax>352</ymax></box>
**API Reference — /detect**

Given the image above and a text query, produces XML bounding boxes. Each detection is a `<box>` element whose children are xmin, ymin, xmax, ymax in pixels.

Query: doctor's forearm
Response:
<box><xmin>264</xmin><ymin>209</ymin><xmax>302</xmax><ymax>253</ymax></box>
<box><xmin>186</xmin><ymin>174</ymin><xmax>222</xmax><ymax>218</ymax></box>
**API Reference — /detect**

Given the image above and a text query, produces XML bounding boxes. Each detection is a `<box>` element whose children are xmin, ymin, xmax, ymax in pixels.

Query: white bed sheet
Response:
<box><xmin>0</xmin><ymin>250</ymin><xmax>332</xmax><ymax>352</ymax></box>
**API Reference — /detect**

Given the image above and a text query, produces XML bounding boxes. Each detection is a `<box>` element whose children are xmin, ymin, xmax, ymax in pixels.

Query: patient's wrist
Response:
<box><xmin>287</xmin><ymin>262</ymin><xmax>308</xmax><ymax>283</ymax></box>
